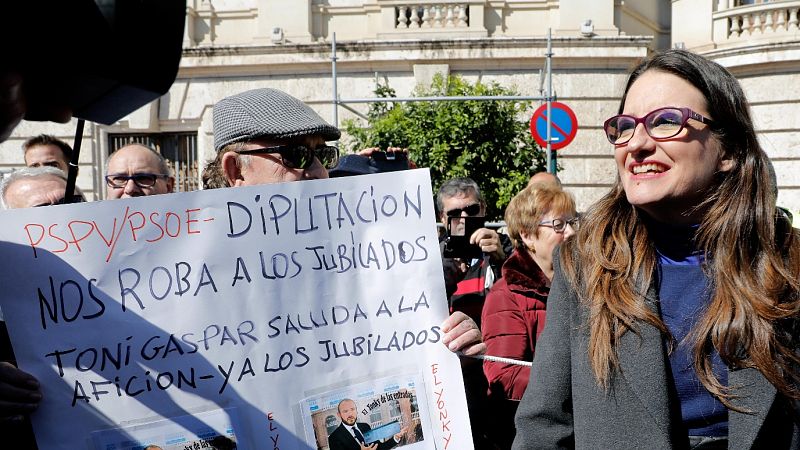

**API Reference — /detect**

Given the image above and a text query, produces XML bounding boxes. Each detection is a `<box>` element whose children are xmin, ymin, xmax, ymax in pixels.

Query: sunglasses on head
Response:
<box><xmin>236</xmin><ymin>144</ymin><xmax>339</xmax><ymax>170</ymax></box>
<box><xmin>105</xmin><ymin>173</ymin><xmax>169</xmax><ymax>189</ymax></box>
<box><xmin>445</xmin><ymin>203</ymin><xmax>481</xmax><ymax>218</ymax></box>
<box><xmin>603</xmin><ymin>107</ymin><xmax>715</xmax><ymax>145</ymax></box>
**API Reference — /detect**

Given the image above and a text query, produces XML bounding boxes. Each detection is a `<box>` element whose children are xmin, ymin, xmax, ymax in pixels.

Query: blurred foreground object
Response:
<box><xmin>2</xmin><ymin>0</ymin><xmax>185</xmax><ymax>125</ymax></box>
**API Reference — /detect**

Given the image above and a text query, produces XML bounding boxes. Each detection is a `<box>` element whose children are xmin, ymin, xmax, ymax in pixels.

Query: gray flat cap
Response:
<box><xmin>213</xmin><ymin>88</ymin><xmax>340</xmax><ymax>151</ymax></box>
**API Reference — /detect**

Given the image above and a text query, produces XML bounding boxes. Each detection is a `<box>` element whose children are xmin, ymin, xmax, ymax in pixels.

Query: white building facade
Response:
<box><xmin>1</xmin><ymin>0</ymin><xmax>797</xmax><ymax>213</ymax></box>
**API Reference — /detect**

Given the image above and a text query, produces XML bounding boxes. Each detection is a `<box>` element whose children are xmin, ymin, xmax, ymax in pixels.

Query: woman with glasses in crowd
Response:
<box><xmin>481</xmin><ymin>183</ymin><xmax>578</xmax><ymax>449</ymax></box>
<box><xmin>513</xmin><ymin>49</ymin><xmax>800</xmax><ymax>449</ymax></box>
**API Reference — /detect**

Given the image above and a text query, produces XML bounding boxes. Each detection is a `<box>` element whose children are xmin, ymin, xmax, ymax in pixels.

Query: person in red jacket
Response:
<box><xmin>481</xmin><ymin>183</ymin><xmax>577</xmax><ymax>449</ymax></box>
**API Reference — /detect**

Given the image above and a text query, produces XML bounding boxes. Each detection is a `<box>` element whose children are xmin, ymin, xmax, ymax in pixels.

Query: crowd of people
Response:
<box><xmin>1</xmin><ymin>48</ymin><xmax>799</xmax><ymax>450</ymax></box>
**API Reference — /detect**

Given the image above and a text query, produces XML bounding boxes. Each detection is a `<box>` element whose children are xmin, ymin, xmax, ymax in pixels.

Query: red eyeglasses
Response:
<box><xmin>603</xmin><ymin>107</ymin><xmax>715</xmax><ymax>145</ymax></box>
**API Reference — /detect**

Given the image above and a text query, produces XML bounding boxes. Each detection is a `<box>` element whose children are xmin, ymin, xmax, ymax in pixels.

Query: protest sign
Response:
<box><xmin>0</xmin><ymin>169</ymin><xmax>473</xmax><ymax>450</ymax></box>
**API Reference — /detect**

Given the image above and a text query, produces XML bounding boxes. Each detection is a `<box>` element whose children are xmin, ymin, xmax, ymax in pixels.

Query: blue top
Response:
<box><xmin>649</xmin><ymin>220</ymin><xmax>729</xmax><ymax>437</ymax></box>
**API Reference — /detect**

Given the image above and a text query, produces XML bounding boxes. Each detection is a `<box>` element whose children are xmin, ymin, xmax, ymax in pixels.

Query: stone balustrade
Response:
<box><xmin>394</xmin><ymin>4</ymin><xmax>469</xmax><ymax>29</ymax></box>
<box><xmin>715</xmin><ymin>1</ymin><xmax>800</xmax><ymax>40</ymax></box>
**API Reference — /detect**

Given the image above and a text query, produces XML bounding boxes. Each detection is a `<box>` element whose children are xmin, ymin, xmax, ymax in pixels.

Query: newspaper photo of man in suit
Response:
<box><xmin>328</xmin><ymin>399</ymin><xmax>406</xmax><ymax>450</ymax></box>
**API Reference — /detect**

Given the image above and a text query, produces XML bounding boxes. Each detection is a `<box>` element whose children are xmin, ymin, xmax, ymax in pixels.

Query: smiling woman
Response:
<box><xmin>610</xmin><ymin>70</ymin><xmax>732</xmax><ymax>225</ymax></box>
<box><xmin>512</xmin><ymin>49</ymin><xmax>800</xmax><ymax>449</ymax></box>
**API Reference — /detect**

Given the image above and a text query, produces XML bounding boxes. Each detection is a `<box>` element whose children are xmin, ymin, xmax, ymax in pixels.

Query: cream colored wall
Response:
<box><xmin>183</xmin><ymin>0</ymin><xmax>671</xmax><ymax>43</ymax></box>
<box><xmin>557</xmin><ymin>0</ymin><xmax>616</xmax><ymax>35</ymax></box>
<box><xmin>615</xmin><ymin>0</ymin><xmax>672</xmax><ymax>49</ymax></box>
<box><xmin>671</xmin><ymin>0</ymin><xmax>715</xmax><ymax>49</ymax></box>
<box><xmin>738</xmin><ymin>72</ymin><xmax>800</xmax><ymax>212</ymax></box>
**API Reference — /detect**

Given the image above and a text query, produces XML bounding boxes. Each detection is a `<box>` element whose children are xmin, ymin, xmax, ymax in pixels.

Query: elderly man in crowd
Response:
<box><xmin>105</xmin><ymin>143</ymin><xmax>174</xmax><ymax>199</ymax></box>
<box><xmin>0</xmin><ymin>166</ymin><xmax>85</xmax><ymax>209</ymax></box>
<box><xmin>202</xmin><ymin>88</ymin><xmax>338</xmax><ymax>189</ymax></box>
<box><xmin>438</xmin><ymin>177</ymin><xmax>510</xmax><ymax>325</ymax></box>
<box><xmin>22</xmin><ymin>134</ymin><xmax>72</xmax><ymax>173</ymax></box>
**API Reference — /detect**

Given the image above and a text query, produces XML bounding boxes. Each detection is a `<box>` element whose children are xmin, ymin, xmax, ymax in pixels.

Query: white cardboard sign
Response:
<box><xmin>0</xmin><ymin>169</ymin><xmax>473</xmax><ymax>450</ymax></box>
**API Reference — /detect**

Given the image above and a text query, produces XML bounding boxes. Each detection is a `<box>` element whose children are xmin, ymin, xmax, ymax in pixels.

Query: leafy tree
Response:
<box><xmin>343</xmin><ymin>74</ymin><xmax>546</xmax><ymax>220</ymax></box>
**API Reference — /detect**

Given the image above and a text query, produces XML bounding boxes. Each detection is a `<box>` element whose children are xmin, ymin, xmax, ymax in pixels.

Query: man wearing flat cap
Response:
<box><xmin>202</xmin><ymin>88</ymin><xmax>341</xmax><ymax>189</ymax></box>
<box><xmin>200</xmin><ymin>86</ymin><xmax>487</xmax><ymax>374</ymax></box>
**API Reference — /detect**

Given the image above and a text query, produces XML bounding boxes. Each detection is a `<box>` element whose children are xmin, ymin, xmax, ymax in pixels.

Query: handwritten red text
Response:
<box><xmin>24</xmin><ymin>207</ymin><xmax>213</xmax><ymax>262</ymax></box>
<box><xmin>431</xmin><ymin>363</ymin><xmax>452</xmax><ymax>449</ymax></box>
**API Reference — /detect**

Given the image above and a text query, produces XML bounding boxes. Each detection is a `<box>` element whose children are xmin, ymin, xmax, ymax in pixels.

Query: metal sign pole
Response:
<box><xmin>331</xmin><ymin>33</ymin><xmax>339</xmax><ymax>129</ymax></box>
<box><xmin>546</xmin><ymin>28</ymin><xmax>556</xmax><ymax>174</ymax></box>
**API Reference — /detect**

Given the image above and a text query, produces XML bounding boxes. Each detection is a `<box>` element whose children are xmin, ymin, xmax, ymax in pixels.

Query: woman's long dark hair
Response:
<box><xmin>561</xmin><ymin>49</ymin><xmax>800</xmax><ymax>407</ymax></box>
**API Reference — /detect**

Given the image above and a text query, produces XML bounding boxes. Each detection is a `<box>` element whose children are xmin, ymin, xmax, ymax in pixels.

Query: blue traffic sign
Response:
<box><xmin>530</xmin><ymin>102</ymin><xmax>578</xmax><ymax>150</ymax></box>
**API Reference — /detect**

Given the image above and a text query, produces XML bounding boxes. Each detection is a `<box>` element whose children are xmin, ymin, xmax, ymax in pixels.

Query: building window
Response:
<box><xmin>108</xmin><ymin>133</ymin><xmax>199</xmax><ymax>192</ymax></box>
<box><xmin>736</xmin><ymin>0</ymin><xmax>770</xmax><ymax>5</ymax></box>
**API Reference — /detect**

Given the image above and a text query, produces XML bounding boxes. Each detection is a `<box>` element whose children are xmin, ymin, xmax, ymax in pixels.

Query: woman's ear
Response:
<box><xmin>221</xmin><ymin>152</ymin><xmax>244</xmax><ymax>187</ymax></box>
<box><xmin>519</xmin><ymin>230</ymin><xmax>535</xmax><ymax>253</ymax></box>
<box><xmin>718</xmin><ymin>156</ymin><xmax>735</xmax><ymax>172</ymax></box>
<box><xmin>717</xmin><ymin>147</ymin><xmax>736</xmax><ymax>173</ymax></box>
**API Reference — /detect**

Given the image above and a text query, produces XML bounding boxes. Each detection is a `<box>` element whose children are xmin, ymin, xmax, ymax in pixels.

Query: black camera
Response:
<box><xmin>329</xmin><ymin>151</ymin><xmax>410</xmax><ymax>178</ymax></box>
<box><xmin>369</xmin><ymin>151</ymin><xmax>410</xmax><ymax>172</ymax></box>
<box><xmin>442</xmin><ymin>215</ymin><xmax>485</xmax><ymax>260</ymax></box>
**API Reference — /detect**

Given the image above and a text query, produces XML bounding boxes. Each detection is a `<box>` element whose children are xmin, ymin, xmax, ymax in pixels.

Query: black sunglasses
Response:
<box><xmin>237</xmin><ymin>145</ymin><xmax>339</xmax><ymax>170</ymax></box>
<box><xmin>106</xmin><ymin>173</ymin><xmax>169</xmax><ymax>189</ymax></box>
<box><xmin>445</xmin><ymin>203</ymin><xmax>481</xmax><ymax>218</ymax></box>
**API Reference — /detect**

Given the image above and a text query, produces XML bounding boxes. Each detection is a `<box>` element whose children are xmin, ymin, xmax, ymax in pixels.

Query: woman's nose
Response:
<box><xmin>623</xmin><ymin>123</ymin><xmax>655</xmax><ymax>155</ymax></box>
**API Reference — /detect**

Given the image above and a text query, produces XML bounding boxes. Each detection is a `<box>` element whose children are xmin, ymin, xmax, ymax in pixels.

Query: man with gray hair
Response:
<box><xmin>437</xmin><ymin>177</ymin><xmax>508</xmax><ymax>318</ymax></box>
<box><xmin>202</xmin><ymin>87</ymin><xmax>340</xmax><ymax>189</ymax></box>
<box><xmin>0</xmin><ymin>166</ymin><xmax>85</xmax><ymax>209</ymax></box>
<box><xmin>105</xmin><ymin>144</ymin><xmax>175</xmax><ymax>199</ymax></box>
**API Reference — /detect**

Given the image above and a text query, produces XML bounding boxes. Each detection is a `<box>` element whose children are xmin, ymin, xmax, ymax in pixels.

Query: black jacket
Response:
<box><xmin>328</xmin><ymin>422</ymin><xmax>398</xmax><ymax>450</ymax></box>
